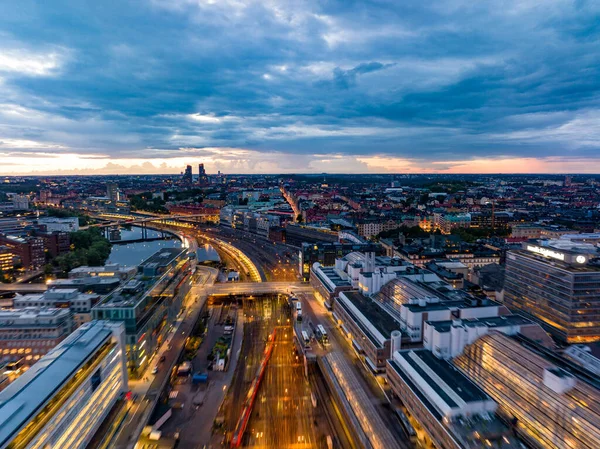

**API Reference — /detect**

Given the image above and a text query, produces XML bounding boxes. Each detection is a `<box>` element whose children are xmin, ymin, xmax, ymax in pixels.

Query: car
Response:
<box><xmin>159</xmin><ymin>355</ymin><xmax>166</xmax><ymax>363</ymax></box>
<box><xmin>151</xmin><ymin>366</ymin><xmax>159</xmax><ymax>374</ymax></box>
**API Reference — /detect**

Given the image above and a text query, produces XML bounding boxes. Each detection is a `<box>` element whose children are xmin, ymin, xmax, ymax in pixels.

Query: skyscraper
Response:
<box><xmin>503</xmin><ymin>240</ymin><xmax>600</xmax><ymax>343</ymax></box>
<box><xmin>106</xmin><ymin>182</ymin><xmax>119</xmax><ymax>203</ymax></box>
<box><xmin>183</xmin><ymin>165</ymin><xmax>193</xmax><ymax>184</ymax></box>
<box><xmin>198</xmin><ymin>163</ymin><xmax>208</xmax><ymax>183</ymax></box>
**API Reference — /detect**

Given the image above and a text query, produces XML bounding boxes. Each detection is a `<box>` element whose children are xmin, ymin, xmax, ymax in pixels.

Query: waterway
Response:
<box><xmin>196</xmin><ymin>242</ymin><xmax>220</xmax><ymax>263</ymax></box>
<box><xmin>106</xmin><ymin>226</ymin><xmax>220</xmax><ymax>267</ymax></box>
<box><xmin>107</xmin><ymin>227</ymin><xmax>182</xmax><ymax>267</ymax></box>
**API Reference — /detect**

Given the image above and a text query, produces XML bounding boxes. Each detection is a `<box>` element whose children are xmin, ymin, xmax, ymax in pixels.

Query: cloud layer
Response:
<box><xmin>1</xmin><ymin>0</ymin><xmax>600</xmax><ymax>174</ymax></box>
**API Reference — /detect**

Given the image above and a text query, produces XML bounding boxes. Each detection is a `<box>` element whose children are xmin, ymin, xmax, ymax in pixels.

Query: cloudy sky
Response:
<box><xmin>1</xmin><ymin>0</ymin><xmax>600</xmax><ymax>175</ymax></box>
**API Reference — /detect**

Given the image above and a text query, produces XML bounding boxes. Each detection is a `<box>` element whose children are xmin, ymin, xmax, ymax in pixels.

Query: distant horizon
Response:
<box><xmin>2</xmin><ymin>2</ymin><xmax>600</xmax><ymax>175</ymax></box>
<box><xmin>2</xmin><ymin>170</ymin><xmax>600</xmax><ymax>178</ymax></box>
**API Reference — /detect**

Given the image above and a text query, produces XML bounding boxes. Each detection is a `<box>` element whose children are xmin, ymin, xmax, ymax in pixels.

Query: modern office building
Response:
<box><xmin>198</xmin><ymin>163</ymin><xmax>208</xmax><ymax>183</ymax></box>
<box><xmin>48</xmin><ymin>275</ymin><xmax>121</xmax><ymax>294</ymax></box>
<box><xmin>454</xmin><ymin>332</ymin><xmax>600</xmax><ymax>449</ymax></box>
<box><xmin>106</xmin><ymin>182</ymin><xmax>119</xmax><ymax>203</ymax></box>
<box><xmin>183</xmin><ymin>165</ymin><xmax>193</xmax><ymax>184</ymax></box>
<box><xmin>387</xmin><ymin>349</ymin><xmax>516</xmax><ymax>449</ymax></box>
<box><xmin>69</xmin><ymin>263</ymin><xmax>137</xmax><ymax>281</ymax></box>
<box><xmin>0</xmin><ymin>308</ymin><xmax>72</xmax><ymax>364</ymax></box>
<box><xmin>0</xmin><ymin>321</ymin><xmax>128</xmax><ymax>449</ymax></box>
<box><xmin>504</xmin><ymin>240</ymin><xmax>600</xmax><ymax>343</ymax></box>
<box><xmin>92</xmin><ymin>248</ymin><xmax>191</xmax><ymax>376</ymax></box>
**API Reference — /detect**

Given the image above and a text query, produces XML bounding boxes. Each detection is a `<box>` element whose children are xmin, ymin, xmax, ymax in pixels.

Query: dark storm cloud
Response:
<box><xmin>1</xmin><ymin>0</ymin><xmax>600</xmax><ymax>170</ymax></box>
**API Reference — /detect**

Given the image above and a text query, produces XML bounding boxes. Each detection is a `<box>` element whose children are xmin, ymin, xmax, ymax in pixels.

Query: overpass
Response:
<box><xmin>207</xmin><ymin>282</ymin><xmax>311</xmax><ymax>296</ymax></box>
<box><xmin>83</xmin><ymin>212</ymin><xmax>217</xmax><ymax>229</ymax></box>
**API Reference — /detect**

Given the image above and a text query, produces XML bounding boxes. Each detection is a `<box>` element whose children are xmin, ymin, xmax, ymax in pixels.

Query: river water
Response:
<box><xmin>107</xmin><ymin>227</ymin><xmax>182</xmax><ymax>267</ymax></box>
<box><xmin>106</xmin><ymin>226</ymin><xmax>220</xmax><ymax>267</ymax></box>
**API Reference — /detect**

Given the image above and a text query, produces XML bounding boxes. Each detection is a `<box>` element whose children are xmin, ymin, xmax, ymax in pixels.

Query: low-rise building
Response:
<box><xmin>13</xmin><ymin>289</ymin><xmax>102</xmax><ymax>327</ymax></box>
<box><xmin>37</xmin><ymin>216</ymin><xmax>80</xmax><ymax>233</ymax></box>
<box><xmin>423</xmin><ymin>314</ymin><xmax>552</xmax><ymax>359</ymax></box>
<box><xmin>425</xmin><ymin>260</ymin><xmax>468</xmax><ymax>289</ymax></box>
<box><xmin>374</xmin><ymin>277</ymin><xmax>507</xmax><ymax>342</ymax></box>
<box><xmin>69</xmin><ymin>263</ymin><xmax>137</xmax><ymax>281</ymax></box>
<box><xmin>309</xmin><ymin>262</ymin><xmax>353</xmax><ymax>307</ymax></box>
<box><xmin>0</xmin><ymin>321</ymin><xmax>128</xmax><ymax>449</ymax></box>
<box><xmin>333</xmin><ymin>290</ymin><xmax>402</xmax><ymax>373</ymax></box>
<box><xmin>0</xmin><ymin>308</ymin><xmax>72</xmax><ymax>364</ymax></box>
<box><xmin>48</xmin><ymin>275</ymin><xmax>121</xmax><ymax>294</ymax></box>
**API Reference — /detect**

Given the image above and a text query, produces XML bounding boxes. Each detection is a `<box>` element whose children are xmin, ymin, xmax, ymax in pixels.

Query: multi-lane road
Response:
<box><xmin>108</xmin><ymin>266</ymin><xmax>218</xmax><ymax>449</ymax></box>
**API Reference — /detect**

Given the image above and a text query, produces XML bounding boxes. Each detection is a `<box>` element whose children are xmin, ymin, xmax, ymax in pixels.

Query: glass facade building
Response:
<box><xmin>0</xmin><ymin>321</ymin><xmax>128</xmax><ymax>449</ymax></box>
<box><xmin>503</xmin><ymin>243</ymin><xmax>600</xmax><ymax>343</ymax></box>
<box><xmin>92</xmin><ymin>248</ymin><xmax>191</xmax><ymax>376</ymax></box>
<box><xmin>454</xmin><ymin>332</ymin><xmax>600</xmax><ymax>449</ymax></box>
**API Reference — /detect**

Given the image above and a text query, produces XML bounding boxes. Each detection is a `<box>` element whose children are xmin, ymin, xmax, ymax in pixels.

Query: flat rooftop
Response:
<box><xmin>389</xmin><ymin>349</ymin><xmax>491</xmax><ymax>419</ymax></box>
<box><xmin>314</xmin><ymin>266</ymin><xmax>351</xmax><ymax>288</ymax></box>
<box><xmin>426</xmin><ymin>314</ymin><xmax>533</xmax><ymax>333</ymax></box>
<box><xmin>0</xmin><ymin>321</ymin><xmax>119</xmax><ymax>447</ymax></box>
<box><xmin>139</xmin><ymin>247</ymin><xmax>184</xmax><ymax>268</ymax></box>
<box><xmin>0</xmin><ymin>307</ymin><xmax>70</xmax><ymax>321</ymax></box>
<box><xmin>338</xmin><ymin>291</ymin><xmax>401</xmax><ymax>345</ymax></box>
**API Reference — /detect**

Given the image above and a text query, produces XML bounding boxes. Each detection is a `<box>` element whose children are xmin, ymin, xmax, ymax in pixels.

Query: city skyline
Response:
<box><xmin>2</xmin><ymin>1</ymin><xmax>600</xmax><ymax>175</ymax></box>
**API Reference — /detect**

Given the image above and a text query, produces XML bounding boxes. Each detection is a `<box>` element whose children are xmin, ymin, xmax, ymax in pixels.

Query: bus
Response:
<box><xmin>301</xmin><ymin>331</ymin><xmax>310</xmax><ymax>346</ymax></box>
<box><xmin>295</xmin><ymin>301</ymin><xmax>303</xmax><ymax>321</ymax></box>
<box><xmin>316</xmin><ymin>325</ymin><xmax>328</xmax><ymax>345</ymax></box>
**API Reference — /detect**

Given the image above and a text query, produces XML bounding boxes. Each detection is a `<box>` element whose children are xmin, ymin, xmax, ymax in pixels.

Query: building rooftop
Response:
<box><xmin>337</xmin><ymin>291</ymin><xmax>401</xmax><ymax>346</ymax></box>
<box><xmin>138</xmin><ymin>247</ymin><xmax>184</xmax><ymax>269</ymax></box>
<box><xmin>426</xmin><ymin>314</ymin><xmax>532</xmax><ymax>333</ymax></box>
<box><xmin>390</xmin><ymin>349</ymin><xmax>492</xmax><ymax>415</ymax></box>
<box><xmin>315</xmin><ymin>266</ymin><xmax>351</xmax><ymax>288</ymax></box>
<box><xmin>0</xmin><ymin>321</ymin><xmax>122</xmax><ymax>447</ymax></box>
<box><xmin>0</xmin><ymin>307</ymin><xmax>70</xmax><ymax>324</ymax></box>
